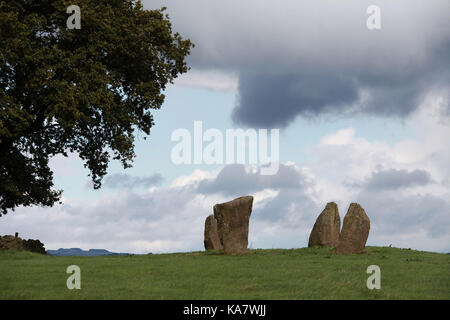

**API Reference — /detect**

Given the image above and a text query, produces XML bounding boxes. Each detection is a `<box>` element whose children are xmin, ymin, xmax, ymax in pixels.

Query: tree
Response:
<box><xmin>0</xmin><ymin>0</ymin><xmax>194</xmax><ymax>215</ymax></box>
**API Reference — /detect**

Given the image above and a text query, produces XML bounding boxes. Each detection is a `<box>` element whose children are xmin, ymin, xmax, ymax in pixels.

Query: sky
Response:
<box><xmin>1</xmin><ymin>0</ymin><xmax>449</xmax><ymax>254</ymax></box>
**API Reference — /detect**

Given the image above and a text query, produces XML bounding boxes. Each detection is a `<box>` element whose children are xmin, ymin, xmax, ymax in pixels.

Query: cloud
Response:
<box><xmin>103</xmin><ymin>173</ymin><xmax>163</xmax><ymax>189</ymax></box>
<box><xmin>353</xmin><ymin>190</ymin><xmax>450</xmax><ymax>254</ymax></box>
<box><xmin>232</xmin><ymin>73</ymin><xmax>359</xmax><ymax>128</ymax></box>
<box><xmin>0</xmin><ymin>163</ymin><xmax>319</xmax><ymax>253</ymax></box>
<box><xmin>361</xmin><ymin>168</ymin><xmax>433</xmax><ymax>190</ymax></box>
<box><xmin>195</xmin><ymin>163</ymin><xmax>320</xmax><ymax>228</ymax></box>
<box><xmin>145</xmin><ymin>0</ymin><xmax>450</xmax><ymax>128</ymax></box>
<box><xmin>0</xmin><ymin>185</ymin><xmax>209</xmax><ymax>254</ymax></box>
<box><xmin>321</xmin><ymin>128</ymin><xmax>356</xmax><ymax>145</ymax></box>
<box><xmin>172</xmin><ymin>69</ymin><xmax>238</xmax><ymax>93</ymax></box>
<box><xmin>196</xmin><ymin>163</ymin><xmax>307</xmax><ymax>196</ymax></box>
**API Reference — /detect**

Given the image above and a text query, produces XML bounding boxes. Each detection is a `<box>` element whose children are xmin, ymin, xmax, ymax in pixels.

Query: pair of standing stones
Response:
<box><xmin>204</xmin><ymin>196</ymin><xmax>253</xmax><ymax>255</ymax></box>
<box><xmin>203</xmin><ymin>196</ymin><xmax>370</xmax><ymax>255</ymax></box>
<box><xmin>308</xmin><ymin>202</ymin><xmax>370</xmax><ymax>254</ymax></box>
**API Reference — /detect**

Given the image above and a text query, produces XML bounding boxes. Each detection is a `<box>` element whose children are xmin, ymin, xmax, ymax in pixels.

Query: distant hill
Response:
<box><xmin>46</xmin><ymin>248</ymin><xmax>131</xmax><ymax>256</ymax></box>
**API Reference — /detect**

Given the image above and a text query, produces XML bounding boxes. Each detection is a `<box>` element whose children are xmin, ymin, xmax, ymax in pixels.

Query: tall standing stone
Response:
<box><xmin>214</xmin><ymin>196</ymin><xmax>253</xmax><ymax>255</ymax></box>
<box><xmin>204</xmin><ymin>214</ymin><xmax>223</xmax><ymax>250</ymax></box>
<box><xmin>308</xmin><ymin>202</ymin><xmax>341</xmax><ymax>248</ymax></box>
<box><xmin>334</xmin><ymin>203</ymin><xmax>370</xmax><ymax>254</ymax></box>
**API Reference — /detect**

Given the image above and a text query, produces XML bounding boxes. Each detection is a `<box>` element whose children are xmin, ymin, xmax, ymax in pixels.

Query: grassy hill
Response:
<box><xmin>0</xmin><ymin>246</ymin><xmax>448</xmax><ymax>299</ymax></box>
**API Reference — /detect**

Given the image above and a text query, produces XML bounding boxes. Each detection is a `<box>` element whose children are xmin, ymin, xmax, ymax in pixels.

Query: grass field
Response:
<box><xmin>0</xmin><ymin>246</ymin><xmax>448</xmax><ymax>299</ymax></box>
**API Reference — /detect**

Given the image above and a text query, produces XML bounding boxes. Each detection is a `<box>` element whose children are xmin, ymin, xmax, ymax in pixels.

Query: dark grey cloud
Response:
<box><xmin>233</xmin><ymin>40</ymin><xmax>450</xmax><ymax>128</ymax></box>
<box><xmin>104</xmin><ymin>173</ymin><xmax>163</xmax><ymax>189</ymax></box>
<box><xmin>145</xmin><ymin>0</ymin><xmax>450</xmax><ymax>128</ymax></box>
<box><xmin>362</xmin><ymin>168</ymin><xmax>433</xmax><ymax>190</ymax></box>
<box><xmin>232</xmin><ymin>73</ymin><xmax>360</xmax><ymax>128</ymax></box>
<box><xmin>197</xmin><ymin>164</ymin><xmax>307</xmax><ymax>196</ymax></box>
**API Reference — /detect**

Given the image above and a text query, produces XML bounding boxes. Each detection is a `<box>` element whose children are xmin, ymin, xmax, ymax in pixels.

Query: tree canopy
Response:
<box><xmin>0</xmin><ymin>0</ymin><xmax>194</xmax><ymax>215</ymax></box>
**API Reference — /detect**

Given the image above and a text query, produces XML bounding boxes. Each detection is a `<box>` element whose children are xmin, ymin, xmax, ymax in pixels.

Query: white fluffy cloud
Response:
<box><xmin>172</xmin><ymin>69</ymin><xmax>238</xmax><ymax>93</ymax></box>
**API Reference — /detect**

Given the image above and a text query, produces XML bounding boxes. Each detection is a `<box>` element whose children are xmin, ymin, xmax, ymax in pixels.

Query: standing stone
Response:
<box><xmin>308</xmin><ymin>202</ymin><xmax>341</xmax><ymax>248</ymax></box>
<box><xmin>213</xmin><ymin>196</ymin><xmax>253</xmax><ymax>255</ymax></box>
<box><xmin>0</xmin><ymin>235</ymin><xmax>23</xmax><ymax>251</ymax></box>
<box><xmin>204</xmin><ymin>215</ymin><xmax>223</xmax><ymax>250</ymax></box>
<box><xmin>334</xmin><ymin>203</ymin><xmax>370</xmax><ymax>254</ymax></box>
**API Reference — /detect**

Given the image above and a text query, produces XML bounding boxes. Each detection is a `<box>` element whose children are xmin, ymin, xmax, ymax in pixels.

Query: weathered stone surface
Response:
<box><xmin>204</xmin><ymin>214</ymin><xmax>223</xmax><ymax>250</ymax></box>
<box><xmin>334</xmin><ymin>203</ymin><xmax>370</xmax><ymax>254</ymax></box>
<box><xmin>308</xmin><ymin>202</ymin><xmax>341</xmax><ymax>248</ymax></box>
<box><xmin>0</xmin><ymin>235</ymin><xmax>23</xmax><ymax>251</ymax></box>
<box><xmin>0</xmin><ymin>234</ymin><xmax>46</xmax><ymax>254</ymax></box>
<box><xmin>213</xmin><ymin>196</ymin><xmax>253</xmax><ymax>255</ymax></box>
